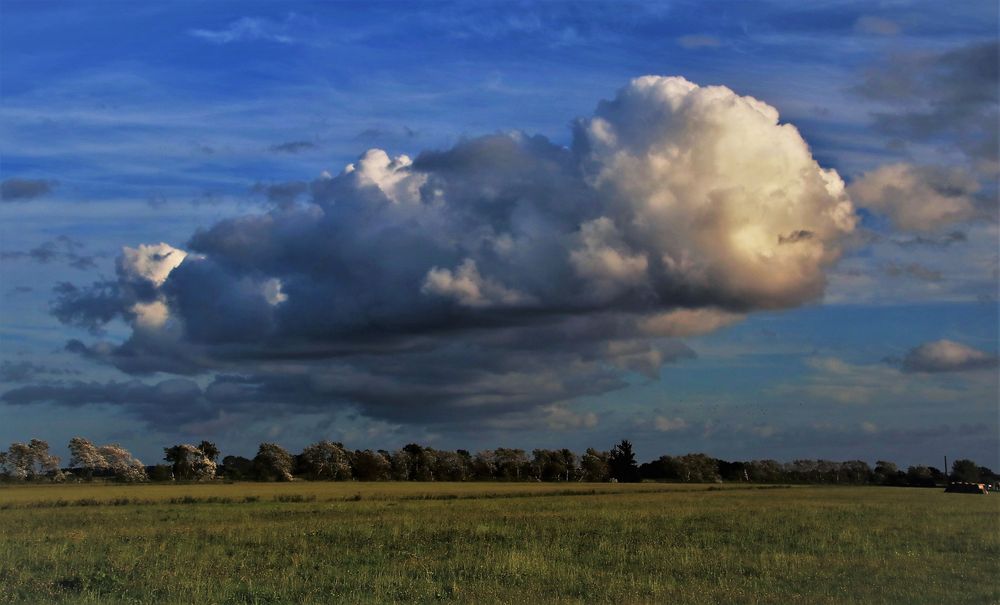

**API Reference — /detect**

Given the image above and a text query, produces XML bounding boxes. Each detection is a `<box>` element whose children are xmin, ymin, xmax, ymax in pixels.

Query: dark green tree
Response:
<box><xmin>221</xmin><ymin>455</ymin><xmax>253</xmax><ymax>480</ymax></box>
<box><xmin>951</xmin><ymin>459</ymin><xmax>979</xmax><ymax>483</ymax></box>
<box><xmin>608</xmin><ymin>440</ymin><xmax>641</xmax><ymax>483</ymax></box>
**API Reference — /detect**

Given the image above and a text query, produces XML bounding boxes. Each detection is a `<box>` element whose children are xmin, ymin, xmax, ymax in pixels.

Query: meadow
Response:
<box><xmin>0</xmin><ymin>482</ymin><xmax>996</xmax><ymax>604</ymax></box>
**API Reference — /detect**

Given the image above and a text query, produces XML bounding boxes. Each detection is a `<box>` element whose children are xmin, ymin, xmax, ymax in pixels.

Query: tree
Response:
<box><xmin>389</xmin><ymin>449</ymin><xmax>413</xmax><ymax>480</ymax></box>
<box><xmin>253</xmin><ymin>443</ymin><xmax>293</xmax><ymax>481</ymax></box>
<box><xmin>581</xmin><ymin>448</ymin><xmax>609</xmax><ymax>482</ymax></box>
<box><xmin>529</xmin><ymin>449</ymin><xmax>578</xmax><ymax>482</ymax></box>
<box><xmin>494</xmin><ymin>448</ymin><xmax>528</xmax><ymax>481</ymax></box>
<box><xmin>30</xmin><ymin>439</ymin><xmax>63</xmax><ymax>480</ymax></box>
<box><xmin>433</xmin><ymin>450</ymin><xmax>469</xmax><ymax>481</ymax></box>
<box><xmin>149</xmin><ymin>464</ymin><xmax>173</xmax><ymax>481</ymax></box>
<box><xmin>69</xmin><ymin>437</ymin><xmax>107</xmax><ymax>480</ymax></box>
<box><xmin>558</xmin><ymin>448</ymin><xmax>579</xmax><ymax>482</ymax></box>
<box><xmin>874</xmin><ymin>460</ymin><xmax>902</xmax><ymax>485</ymax></box>
<box><xmin>471</xmin><ymin>450</ymin><xmax>497</xmax><ymax>480</ymax></box>
<box><xmin>608</xmin><ymin>440</ymin><xmax>640</xmax><ymax>483</ymax></box>
<box><xmin>4</xmin><ymin>443</ymin><xmax>34</xmax><ymax>480</ymax></box>
<box><xmin>163</xmin><ymin>444</ymin><xmax>216</xmax><ymax>481</ymax></box>
<box><xmin>298</xmin><ymin>441</ymin><xmax>352</xmax><ymax>480</ymax></box>
<box><xmin>906</xmin><ymin>465</ymin><xmax>936</xmax><ymax>487</ymax></box>
<box><xmin>221</xmin><ymin>455</ymin><xmax>253</xmax><ymax>481</ymax></box>
<box><xmin>402</xmin><ymin>443</ymin><xmax>436</xmax><ymax>481</ymax></box>
<box><xmin>841</xmin><ymin>460</ymin><xmax>873</xmax><ymax>485</ymax></box>
<box><xmin>352</xmin><ymin>450</ymin><xmax>391</xmax><ymax>481</ymax></box>
<box><xmin>745</xmin><ymin>459</ymin><xmax>784</xmax><ymax>483</ymax></box>
<box><xmin>2</xmin><ymin>440</ymin><xmax>62</xmax><ymax>481</ymax></box>
<box><xmin>951</xmin><ymin>459</ymin><xmax>980</xmax><ymax>483</ymax></box>
<box><xmin>197</xmin><ymin>441</ymin><xmax>220</xmax><ymax>462</ymax></box>
<box><xmin>98</xmin><ymin>444</ymin><xmax>147</xmax><ymax>482</ymax></box>
<box><xmin>68</xmin><ymin>437</ymin><xmax>145</xmax><ymax>482</ymax></box>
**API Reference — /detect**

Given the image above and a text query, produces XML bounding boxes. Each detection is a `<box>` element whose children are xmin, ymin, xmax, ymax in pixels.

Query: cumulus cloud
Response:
<box><xmin>901</xmin><ymin>340</ymin><xmax>998</xmax><ymax>373</ymax></box>
<box><xmin>51</xmin><ymin>242</ymin><xmax>187</xmax><ymax>335</ymax></box>
<box><xmin>1</xmin><ymin>178</ymin><xmax>55</xmax><ymax>202</ymax></box>
<box><xmin>849</xmin><ymin>163</ymin><xmax>979</xmax><ymax>232</ymax></box>
<box><xmin>32</xmin><ymin>76</ymin><xmax>856</xmax><ymax>427</ymax></box>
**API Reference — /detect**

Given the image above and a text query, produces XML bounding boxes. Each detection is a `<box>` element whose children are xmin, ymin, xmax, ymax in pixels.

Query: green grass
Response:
<box><xmin>0</xmin><ymin>482</ymin><xmax>996</xmax><ymax>604</ymax></box>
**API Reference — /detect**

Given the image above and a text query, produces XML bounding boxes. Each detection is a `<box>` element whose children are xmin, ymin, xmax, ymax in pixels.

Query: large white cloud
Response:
<box><xmin>575</xmin><ymin>76</ymin><xmax>856</xmax><ymax>309</ymax></box>
<box><xmin>48</xmin><ymin>76</ymin><xmax>859</xmax><ymax>424</ymax></box>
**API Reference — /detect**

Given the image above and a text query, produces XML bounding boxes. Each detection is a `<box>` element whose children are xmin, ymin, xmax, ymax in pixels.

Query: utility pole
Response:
<box><xmin>944</xmin><ymin>455</ymin><xmax>948</xmax><ymax>485</ymax></box>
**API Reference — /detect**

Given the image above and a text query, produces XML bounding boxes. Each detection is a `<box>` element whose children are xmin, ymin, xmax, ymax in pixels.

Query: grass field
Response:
<box><xmin>0</xmin><ymin>482</ymin><xmax>997</xmax><ymax>604</ymax></box>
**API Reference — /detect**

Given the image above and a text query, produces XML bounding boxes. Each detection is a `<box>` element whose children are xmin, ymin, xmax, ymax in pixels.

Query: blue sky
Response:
<box><xmin>1</xmin><ymin>1</ymin><xmax>997</xmax><ymax>468</ymax></box>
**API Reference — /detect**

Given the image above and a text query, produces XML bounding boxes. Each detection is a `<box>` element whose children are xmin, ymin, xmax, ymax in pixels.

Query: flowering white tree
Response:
<box><xmin>299</xmin><ymin>441</ymin><xmax>352</xmax><ymax>480</ymax></box>
<box><xmin>98</xmin><ymin>444</ymin><xmax>148</xmax><ymax>483</ymax></box>
<box><xmin>253</xmin><ymin>443</ymin><xmax>293</xmax><ymax>482</ymax></box>
<box><xmin>69</xmin><ymin>437</ymin><xmax>108</xmax><ymax>479</ymax></box>
<box><xmin>68</xmin><ymin>437</ymin><xmax>147</xmax><ymax>482</ymax></box>
<box><xmin>163</xmin><ymin>444</ymin><xmax>217</xmax><ymax>481</ymax></box>
<box><xmin>0</xmin><ymin>440</ymin><xmax>63</xmax><ymax>481</ymax></box>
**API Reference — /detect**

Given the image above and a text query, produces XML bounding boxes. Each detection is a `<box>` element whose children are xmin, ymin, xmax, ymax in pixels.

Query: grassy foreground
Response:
<box><xmin>0</xmin><ymin>482</ymin><xmax>996</xmax><ymax>604</ymax></box>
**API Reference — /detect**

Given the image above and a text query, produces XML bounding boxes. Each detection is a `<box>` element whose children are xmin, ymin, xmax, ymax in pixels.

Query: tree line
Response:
<box><xmin>0</xmin><ymin>437</ymin><xmax>996</xmax><ymax>487</ymax></box>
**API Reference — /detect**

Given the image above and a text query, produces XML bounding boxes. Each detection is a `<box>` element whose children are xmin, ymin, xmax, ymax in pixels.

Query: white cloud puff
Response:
<box><xmin>849</xmin><ymin>163</ymin><xmax>978</xmax><ymax>232</ymax></box>
<box><xmin>118</xmin><ymin>243</ymin><xmax>187</xmax><ymax>287</ymax></box>
<box><xmin>576</xmin><ymin>75</ymin><xmax>856</xmax><ymax>309</ymax></box>
<box><xmin>343</xmin><ymin>149</ymin><xmax>426</xmax><ymax>204</ymax></box>
<box><xmin>422</xmin><ymin>258</ymin><xmax>531</xmax><ymax>308</ymax></box>
<box><xmin>902</xmin><ymin>339</ymin><xmax>998</xmax><ymax>373</ymax></box>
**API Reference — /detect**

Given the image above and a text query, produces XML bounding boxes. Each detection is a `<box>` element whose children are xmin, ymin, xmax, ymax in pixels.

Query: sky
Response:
<box><xmin>0</xmin><ymin>1</ymin><xmax>997</xmax><ymax>468</ymax></box>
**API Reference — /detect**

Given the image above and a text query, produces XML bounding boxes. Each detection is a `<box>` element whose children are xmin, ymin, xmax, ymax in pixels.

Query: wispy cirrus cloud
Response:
<box><xmin>189</xmin><ymin>16</ymin><xmax>296</xmax><ymax>45</ymax></box>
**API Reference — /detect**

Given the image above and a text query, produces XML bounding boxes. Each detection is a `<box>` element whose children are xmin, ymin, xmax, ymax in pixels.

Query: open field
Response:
<box><xmin>0</xmin><ymin>483</ymin><xmax>997</xmax><ymax>604</ymax></box>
